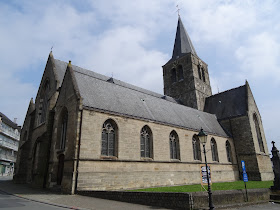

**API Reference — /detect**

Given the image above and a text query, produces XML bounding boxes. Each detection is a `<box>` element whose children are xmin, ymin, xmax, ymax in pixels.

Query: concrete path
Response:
<box><xmin>0</xmin><ymin>190</ymin><xmax>67</xmax><ymax>209</ymax></box>
<box><xmin>0</xmin><ymin>177</ymin><xmax>166</xmax><ymax>210</ymax></box>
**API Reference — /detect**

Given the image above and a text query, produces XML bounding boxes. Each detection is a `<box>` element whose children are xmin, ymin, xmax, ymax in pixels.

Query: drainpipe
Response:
<box><xmin>74</xmin><ymin>109</ymin><xmax>83</xmax><ymax>194</ymax></box>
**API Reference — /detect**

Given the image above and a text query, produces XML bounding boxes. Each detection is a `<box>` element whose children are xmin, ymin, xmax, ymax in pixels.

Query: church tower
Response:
<box><xmin>162</xmin><ymin>17</ymin><xmax>212</xmax><ymax>111</ymax></box>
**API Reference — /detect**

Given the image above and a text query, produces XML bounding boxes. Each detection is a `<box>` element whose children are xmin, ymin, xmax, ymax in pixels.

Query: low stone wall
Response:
<box><xmin>192</xmin><ymin>188</ymin><xmax>270</xmax><ymax>209</ymax></box>
<box><xmin>78</xmin><ymin>191</ymin><xmax>190</xmax><ymax>209</ymax></box>
<box><xmin>78</xmin><ymin>188</ymin><xmax>271</xmax><ymax>209</ymax></box>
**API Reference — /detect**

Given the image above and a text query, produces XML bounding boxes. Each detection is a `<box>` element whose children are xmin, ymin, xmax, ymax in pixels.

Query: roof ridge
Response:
<box><xmin>54</xmin><ymin>58</ymin><xmax>172</xmax><ymax>102</ymax></box>
<box><xmin>72</xmin><ymin>68</ymin><xmax>165</xmax><ymax>99</ymax></box>
<box><xmin>73</xmin><ymin>66</ymin><xmax>219</xmax><ymax>118</ymax></box>
<box><xmin>208</xmin><ymin>84</ymin><xmax>246</xmax><ymax>98</ymax></box>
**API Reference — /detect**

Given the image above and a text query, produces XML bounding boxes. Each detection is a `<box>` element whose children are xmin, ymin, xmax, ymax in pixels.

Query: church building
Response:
<box><xmin>14</xmin><ymin>17</ymin><xmax>273</xmax><ymax>194</ymax></box>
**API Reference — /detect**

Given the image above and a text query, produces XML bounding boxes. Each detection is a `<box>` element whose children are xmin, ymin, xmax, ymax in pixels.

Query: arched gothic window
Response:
<box><xmin>101</xmin><ymin>119</ymin><xmax>118</xmax><ymax>157</ymax></box>
<box><xmin>140</xmin><ymin>125</ymin><xmax>153</xmax><ymax>158</ymax></box>
<box><xmin>253</xmin><ymin>114</ymin><xmax>265</xmax><ymax>153</ymax></box>
<box><xmin>170</xmin><ymin>130</ymin><xmax>180</xmax><ymax>160</ymax></box>
<box><xmin>192</xmin><ymin>135</ymin><xmax>201</xmax><ymax>160</ymax></box>
<box><xmin>226</xmin><ymin>140</ymin><xmax>232</xmax><ymax>162</ymax></box>
<box><xmin>201</xmin><ymin>68</ymin><xmax>206</xmax><ymax>82</ymax></box>
<box><xmin>178</xmin><ymin>65</ymin><xmax>184</xmax><ymax>81</ymax></box>
<box><xmin>198</xmin><ymin>67</ymin><xmax>202</xmax><ymax>80</ymax></box>
<box><xmin>60</xmin><ymin>108</ymin><xmax>68</xmax><ymax>150</ymax></box>
<box><xmin>171</xmin><ymin>68</ymin><xmax>177</xmax><ymax>83</ymax></box>
<box><xmin>211</xmin><ymin>138</ymin><xmax>219</xmax><ymax>162</ymax></box>
<box><xmin>38</xmin><ymin>80</ymin><xmax>50</xmax><ymax>125</ymax></box>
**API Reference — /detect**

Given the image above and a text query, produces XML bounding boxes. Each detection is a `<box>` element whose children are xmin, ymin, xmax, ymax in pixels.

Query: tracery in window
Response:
<box><xmin>211</xmin><ymin>138</ymin><xmax>219</xmax><ymax>162</ymax></box>
<box><xmin>170</xmin><ymin>130</ymin><xmax>180</xmax><ymax>160</ymax></box>
<box><xmin>253</xmin><ymin>113</ymin><xmax>265</xmax><ymax>153</ymax></box>
<box><xmin>140</xmin><ymin>125</ymin><xmax>153</xmax><ymax>158</ymax></box>
<box><xmin>192</xmin><ymin>135</ymin><xmax>201</xmax><ymax>161</ymax></box>
<box><xmin>101</xmin><ymin>119</ymin><xmax>118</xmax><ymax>157</ymax></box>
<box><xmin>226</xmin><ymin>140</ymin><xmax>232</xmax><ymax>162</ymax></box>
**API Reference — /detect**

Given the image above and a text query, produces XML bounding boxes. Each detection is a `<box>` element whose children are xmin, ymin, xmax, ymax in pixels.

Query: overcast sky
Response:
<box><xmin>1</xmin><ymin>0</ymin><xmax>279</xmax><ymax>149</ymax></box>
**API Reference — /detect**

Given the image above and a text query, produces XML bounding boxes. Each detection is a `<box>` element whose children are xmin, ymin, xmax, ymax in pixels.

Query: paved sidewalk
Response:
<box><xmin>1</xmin><ymin>177</ymin><xmax>279</xmax><ymax>210</ymax></box>
<box><xmin>0</xmin><ymin>177</ymin><xmax>166</xmax><ymax>210</ymax></box>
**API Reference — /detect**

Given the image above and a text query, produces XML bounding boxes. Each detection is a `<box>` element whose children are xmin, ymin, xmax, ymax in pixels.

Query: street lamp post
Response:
<box><xmin>198</xmin><ymin>128</ymin><xmax>215</xmax><ymax>210</ymax></box>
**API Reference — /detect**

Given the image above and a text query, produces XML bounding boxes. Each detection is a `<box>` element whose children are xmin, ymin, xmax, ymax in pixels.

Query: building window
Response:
<box><xmin>178</xmin><ymin>65</ymin><xmax>184</xmax><ymax>81</ymax></box>
<box><xmin>211</xmin><ymin>138</ymin><xmax>219</xmax><ymax>162</ymax></box>
<box><xmin>140</xmin><ymin>125</ymin><xmax>153</xmax><ymax>158</ymax></box>
<box><xmin>170</xmin><ymin>130</ymin><xmax>180</xmax><ymax>160</ymax></box>
<box><xmin>60</xmin><ymin>109</ymin><xmax>68</xmax><ymax>150</ymax></box>
<box><xmin>226</xmin><ymin>140</ymin><xmax>232</xmax><ymax>162</ymax></box>
<box><xmin>201</xmin><ymin>68</ymin><xmax>206</xmax><ymax>82</ymax></box>
<box><xmin>253</xmin><ymin>113</ymin><xmax>265</xmax><ymax>153</ymax></box>
<box><xmin>171</xmin><ymin>68</ymin><xmax>177</xmax><ymax>83</ymax></box>
<box><xmin>198</xmin><ymin>67</ymin><xmax>202</xmax><ymax>80</ymax></box>
<box><xmin>37</xmin><ymin>80</ymin><xmax>50</xmax><ymax>125</ymax></box>
<box><xmin>192</xmin><ymin>135</ymin><xmax>201</xmax><ymax>161</ymax></box>
<box><xmin>101</xmin><ymin>119</ymin><xmax>118</xmax><ymax>157</ymax></box>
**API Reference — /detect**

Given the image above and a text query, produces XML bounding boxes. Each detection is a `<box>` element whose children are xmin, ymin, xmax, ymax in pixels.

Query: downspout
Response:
<box><xmin>74</xmin><ymin>109</ymin><xmax>83</xmax><ymax>194</ymax></box>
<box><xmin>228</xmin><ymin>118</ymin><xmax>242</xmax><ymax>180</ymax></box>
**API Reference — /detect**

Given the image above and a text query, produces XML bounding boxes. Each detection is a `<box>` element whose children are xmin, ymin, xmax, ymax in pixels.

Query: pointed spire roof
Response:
<box><xmin>172</xmin><ymin>17</ymin><xmax>197</xmax><ymax>60</ymax></box>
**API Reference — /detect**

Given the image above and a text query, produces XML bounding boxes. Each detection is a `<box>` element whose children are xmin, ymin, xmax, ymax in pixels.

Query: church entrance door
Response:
<box><xmin>57</xmin><ymin>154</ymin><xmax>64</xmax><ymax>185</ymax></box>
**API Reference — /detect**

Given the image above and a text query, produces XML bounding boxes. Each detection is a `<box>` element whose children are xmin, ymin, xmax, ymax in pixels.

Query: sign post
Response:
<box><xmin>241</xmin><ymin>160</ymin><xmax>248</xmax><ymax>202</ymax></box>
<box><xmin>201</xmin><ymin>165</ymin><xmax>211</xmax><ymax>186</ymax></box>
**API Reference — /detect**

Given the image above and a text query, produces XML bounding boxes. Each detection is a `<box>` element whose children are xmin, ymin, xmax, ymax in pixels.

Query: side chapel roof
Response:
<box><xmin>204</xmin><ymin>85</ymin><xmax>248</xmax><ymax>120</ymax></box>
<box><xmin>54</xmin><ymin>58</ymin><xmax>228</xmax><ymax>137</ymax></box>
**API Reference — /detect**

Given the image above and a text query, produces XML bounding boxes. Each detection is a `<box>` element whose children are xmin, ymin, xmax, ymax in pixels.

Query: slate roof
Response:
<box><xmin>0</xmin><ymin>112</ymin><xmax>20</xmax><ymax>130</ymax></box>
<box><xmin>170</xmin><ymin>17</ymin><xmax>197</xmax><ymax>62</ymax></box>
<box><xmin>204</xmin><ymin>85</ymin><xmax>248</xmax><ymax>120</ymax></box>
<box><xmin>49</xmin><ymin>60</ymin><xmax>228</xmax><ymax>137</ymax></box>
<box><xmin>54</xmin><ymin>59</ymin><xmax>68</xmax><ymax>86</ymax></box>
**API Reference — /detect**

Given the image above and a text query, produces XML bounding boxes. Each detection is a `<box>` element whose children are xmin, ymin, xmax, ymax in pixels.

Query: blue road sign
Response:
<box><xmin>243</xmin><ymin>173</ymin><xmax>248</xmax><ymax>182</ymax></box>
<box><xmin>241</xmin><ymin>160</ymin><xmax>246</xmax><ymax>173</ymax></box>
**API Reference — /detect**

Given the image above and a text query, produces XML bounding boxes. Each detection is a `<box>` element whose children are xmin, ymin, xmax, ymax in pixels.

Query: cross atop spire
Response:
<box><xmin>171</xmin><ymin>16</ymin><xmax>197</xmax><ymax>60</ymax></box>
<box><xmin>176</xmin><ymin>5</ymin><xmax>180</xmax><ymax>17</ymax></box>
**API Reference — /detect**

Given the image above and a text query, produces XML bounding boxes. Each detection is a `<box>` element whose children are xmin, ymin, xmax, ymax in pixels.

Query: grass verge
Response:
<box><xmin>129</xmin><ymin>181</ymin><xmax>273</xmax><ymax>192</ymax></box>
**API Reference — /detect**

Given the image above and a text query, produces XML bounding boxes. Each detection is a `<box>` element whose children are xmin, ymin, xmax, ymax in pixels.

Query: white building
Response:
<box><xmin>0</xmin><ymin>112</ymin><xmax>20</xmax><ymax>176</ymax></box>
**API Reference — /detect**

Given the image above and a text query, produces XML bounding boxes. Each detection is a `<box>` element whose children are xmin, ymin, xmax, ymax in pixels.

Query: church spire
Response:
<box><xmin>172</xmin><ymin>17</ymin><xmax>197</xmax><ymax>60</ymax></box>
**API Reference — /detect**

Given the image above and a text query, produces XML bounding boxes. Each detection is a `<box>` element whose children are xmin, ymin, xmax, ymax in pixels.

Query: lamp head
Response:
<box><xmin>198</xmin><ymin>128</ymin><xmax>208</xmax><ymax>145</ymax></box>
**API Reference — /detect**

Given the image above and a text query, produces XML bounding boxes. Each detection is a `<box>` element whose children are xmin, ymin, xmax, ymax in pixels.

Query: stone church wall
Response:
<box><xmin>47</xmin><ymin>67</ymin><xmax>82</xmax><ymax>194</ymax></box>
<box><xmin>218</xmin><ymin>83</ymin><xmax>273</xmax><ymax>181</ymax></box>
<box><xmin>77</xmin><ymin>110</ymin><xmax>239</xmax><ymax>191</ymax></box>
<box><xmin>246</xmin><ymin>83</ymin><xmax>273</xmax><ymax>181</ymax></box>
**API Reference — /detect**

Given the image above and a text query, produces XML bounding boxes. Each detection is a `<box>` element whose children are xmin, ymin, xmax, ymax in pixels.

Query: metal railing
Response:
<box><xmin>0</xmin><ymin>140</ymin><xmax>18</xmax><ymax>151</ymax></box>
<box><xmin>0</xmin><ymin>126</ymin><xmax>20</xmax><ymax>140</ymax></box>
<box><xmin>0</xmin><ymin>153</ymin><xmax>16</xmax><ymax>162</ymax></box>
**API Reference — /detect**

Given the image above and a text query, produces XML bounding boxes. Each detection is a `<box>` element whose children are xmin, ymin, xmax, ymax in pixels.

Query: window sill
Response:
<box><xmin>170</xmin><ymin>159</ymin><xmax>181</xmax><ymax>162</ymax></box>
<box><xmin>56</xmin><ymin>149</ymin><xmax>65</xmax><ymax>155</ymax></box>
<box><xmin>141</xmin><ymin>157</ymin><xmax>153</xmax><ymax>162</ymax></box>
<box><xmin>34</xmin><ymin>122</ymin><xmax>46</xmax><ymax>129</ymax></box>
<box><xmin>100</xmin><ymin>156</ymin><xmax>118</xmax><ymax>160</ymax></box>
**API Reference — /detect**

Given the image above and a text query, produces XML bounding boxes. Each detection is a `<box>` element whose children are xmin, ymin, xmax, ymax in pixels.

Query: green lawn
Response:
<box><xmin>129</xmin><ymin>181</ymin><xmax>273</xmax><ymax>193</ymax></box>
